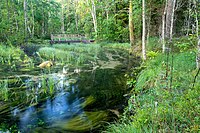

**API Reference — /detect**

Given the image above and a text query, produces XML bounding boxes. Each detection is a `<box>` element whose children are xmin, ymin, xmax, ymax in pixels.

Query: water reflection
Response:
<box><xmin>9</xmin><ymin>73</ymin><xmax>84</xmax><ymax>132</ymax></box>
<box><xmin>0</xmin><ymin>67</ymin><xmax>129</xmax><ymax>132</ymax></box>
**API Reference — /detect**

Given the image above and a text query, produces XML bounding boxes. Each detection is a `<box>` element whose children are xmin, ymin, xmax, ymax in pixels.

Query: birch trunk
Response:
<box><xmin>169</xmin><ymin>0</ymin><xmax>176</xmax><ymax>41</ymax></box>
<box><xmin>86</xmin><ymin>0</ymin><xmax>97</xmax><ymax>35</ymax></box>
<box><xmin>197</xmin><ymin>36</ymin><xmax>200</xmax><ymax>68</ymax></box>
<box><xmin>91</xmin><ymin>0</ymin><xmax>97</xmax><ymax>34</ymax></box>
<box><xmin>129</xmin><ymin>0</ymin><xmax>134</xmax><ymax>47</ymax></box>
<box><xmin>162</xmin><ymin>0</ymin><xmax>167</xmax><ymax>53</ymax></box>
<box><xmin>31</xmin><ymin>0</ymin><xmax>34</xmax><ymax>38</ymax></box>
<box><xmin>24</xmin><ymin>0</ymin><xmax>27</xmax><ymax>41</ymax></box>
<box><xmin>142</xmin><ymin>0</ymin><xmax>146</xmax><ymax>60</ymax></box>
<box><xmin>193</xmin><ymin>0</ymin><xmax>198</xmax><ymax>37</ymax></box>
<box><xmin>195</xmin><ymin>0</ymin><xmax>199</xmax><ymax>68</ymax></box>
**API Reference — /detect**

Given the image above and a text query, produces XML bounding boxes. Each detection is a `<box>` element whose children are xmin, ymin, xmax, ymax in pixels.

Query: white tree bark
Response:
<box><xmin>142</xmin><ymin>0</ymin><xmax>146</xmax><ymax>60</ymax></box>
<box><xmin>169</xmin><ymin>0</ymin><xmax>176</xmax><ymax>41</ymax></box>
<box><xmin>129</xmin><ymin>0</ymin><xmax>134</xmax><ymax>47</ymax></box>
<box><xmin>24</xmin><ymin>0</ymin><xmax>27</xmax><ymax>38</ymax></box>
<box><xmin>91</xmin><ymin>0</ymin><xmax>97</xmax><ymax>34</ymax></box>
<box><xmin>197</xmin><ymin>36</ymin><xmax>200</xmax><ymax>68</ymax></box>
<box><xmin>165</xmin><ymin>0</ymin><xmax>176</xmax><ymax>40</ymax></box>
<box><xmin>162</xmin><ymin>0</ymin><xmax>167</xmax><ymax>53</ymax></box>
<box><xmin>31</xmin><ymin>0</ymin><xmax>34</xmax><ymax>37</ymax></box>
<box><xmin>86</xmin><ymin>0</ymin><xmax>97</xmax><ymax>34</ymax></box>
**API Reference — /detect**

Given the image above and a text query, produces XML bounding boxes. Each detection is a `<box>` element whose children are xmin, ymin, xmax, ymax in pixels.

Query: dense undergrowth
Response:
<box><xmin>105</xmin><ymin>37</ymin><xmax>200</xmax><ymax>133</ymax></box>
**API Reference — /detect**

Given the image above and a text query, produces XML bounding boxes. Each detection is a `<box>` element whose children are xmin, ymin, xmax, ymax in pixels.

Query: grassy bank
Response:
<box><xmin>105</xmin><ymin>49</ymin><xmax>200</xmax><ymax>132</ymax></box>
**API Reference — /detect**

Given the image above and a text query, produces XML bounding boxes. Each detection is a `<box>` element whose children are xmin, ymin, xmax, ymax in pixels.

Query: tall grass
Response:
<box><xmin>105</xmin><ymin>51</ymin><xmax>200</xmax><ymax>133</ymax></box>
<box><xmin>0</xmin><ymin>45</ymin><xmax>34</xmax><ymax>68</ymax></box>
<box><xmin>0</xmin><ymin>80</ymin><xmax>9</xmax><ymax>101</ymax></box>
<box><xmin>101</xmin><ymin>43</ymin><xmax>131</xmax><ymax>50</ymax></box>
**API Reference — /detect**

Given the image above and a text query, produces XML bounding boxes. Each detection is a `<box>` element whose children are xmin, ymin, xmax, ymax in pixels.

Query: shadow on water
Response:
<box><xmin>0</xmin><ymin>46</ymin><xmax>140</xmax><ymax>133</ymax></box>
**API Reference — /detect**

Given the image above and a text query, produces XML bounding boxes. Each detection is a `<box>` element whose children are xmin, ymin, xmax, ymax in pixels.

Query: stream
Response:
<box><xmin>0</xmin><ymin>45</ymin><xmax>139</xmax><ymax>132</ymax></box>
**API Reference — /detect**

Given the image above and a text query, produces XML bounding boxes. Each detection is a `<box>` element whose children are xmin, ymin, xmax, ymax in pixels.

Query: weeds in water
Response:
<box><xmin>0</xmin><ymin>80</ymin><xmax>9</xmax><ymax>101</ymax></box>
<box><xmin>48</xmin><ymin>77</ymin><xmax>55</xmax><ymax>95</ymax></box>
<box><xmin>101</xmin><ymin>43</ymin><xmax>131</xmax><ymax>50</ymax></box>
<box><xmin>38</xmin><ymin>44</ymin><xmax>101</xmax><ymax>65</ymax></box>
<box><xmin>0</xmin><ymin>45</ymin><xmax>25</xmax><ymax>65</ymax></box>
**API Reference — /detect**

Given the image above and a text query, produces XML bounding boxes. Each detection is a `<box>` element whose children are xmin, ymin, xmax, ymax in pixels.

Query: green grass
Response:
<box><xmin>0</xmin><ymin>45</ymin><xmax>23</xmax><ymax>64</ymax></box>
<box><xmin>0</xmin><ymin>80</ymin><xmax>9</xmax><ymax>101</ymax></box>
<box><xmin>105</xmin><ymin>51</ymin><xmax>200</xmax><ymax>133</ymax></box>
<box><xmin>0</xmin><ymin>44</ymin><xmax>33</xmax><ymax>69</ymax></box>
<box><xmin>101</xmin><ymin>43</ymin><xmax>131</xmax><ymax>50</ymax></box>
<box><xmin>38</xmin><ymin>43</ymin><xmax>130</xmax><ymax>66</ymax></box>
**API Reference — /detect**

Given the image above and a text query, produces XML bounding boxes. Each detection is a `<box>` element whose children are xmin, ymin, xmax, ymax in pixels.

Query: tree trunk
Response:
<box><xmin>165</xmin><ymin>0</ymin><xmax>176</xmax><ymax>40</ymax></box>
<box><xmin>195</xmin><ymin>0</ymin><xmax>199</xmax><ymax>68</ymax></box>
<box><xmin>197</xmin><ymin>36</ymin><xmax>200</xmax><ymax>68</ymax></box>
<box><xmin>86</xmin><ymin>0</ymin><xmax>97</xmax><ymax>35</ymax></box>
<box><xmin>146</xmin><ymin>9</ymin><xmax>151</xmax><ymax>48</ymax></box>
<box><xmin>31</xmin><ymin>0</ymin><xmax>34</xmax><ymax>38</ymax></box>
<box><xmin>61</xmin><ymin>4</ymin><xmax>65</xmax><ymax>34</ymax></box>
<box><xmin>193</xmin><ymin>0</ymin><xmax>198</xmax><ymax>37</ymax></box>
<box><xmin>91</xmin><ymin>0</ymin><xmax>97</xmax><ymax>34</ymax></box>
<box><xmin>162</xmin><ymin>0</ymin><xmax>167</xmax><ymax>53</ymax></box>
<box><xmin>142</xmin><ymin>0</ymin><xmax>146</xmax><ymax>60</ymax></box>
<box><xmin>24</xmin><ymin>0</ymin><xmax>27</xmax><ymax>42</ymax></box>
<box><xmin>73</xmin><ymin>1</ymin><xmax>78</xmax><ymax>33</ymax></box>
<box><xmin>186</xmin><ymin>0</ymin><xmax>192</xmax><ymax>36</ymax></box>
<box><xmin>169</xmin><ymin>0</ymin><xmax>176</xmax><ymax>41</ymax></box>
<box><xmin>129</xmin><ymin>0</ymin><xmax>134</xmax><ymax>48</ymax></box>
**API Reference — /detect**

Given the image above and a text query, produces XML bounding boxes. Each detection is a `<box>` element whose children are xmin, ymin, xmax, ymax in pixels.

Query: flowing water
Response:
<box><xmin>0</xmin><ymin>45</ymin><xmax>139</xmax><ymax>132</ymax></box>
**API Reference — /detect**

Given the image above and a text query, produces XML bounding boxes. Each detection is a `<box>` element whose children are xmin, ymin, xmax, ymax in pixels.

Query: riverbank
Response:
<box><xmin>105</xmin><ymin>47</ymin><xmax>200</xmax><ymax>132</ymax></box>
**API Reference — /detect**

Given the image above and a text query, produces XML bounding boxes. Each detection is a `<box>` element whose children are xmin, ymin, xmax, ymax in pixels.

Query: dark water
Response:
<box><xmin>0</xmin><ymin>47</ymin><xmax>139</xmax><ymax>133</ymax></box>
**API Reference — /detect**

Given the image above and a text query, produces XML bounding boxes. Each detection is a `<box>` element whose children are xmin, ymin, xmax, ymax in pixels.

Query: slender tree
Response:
<box><xmin>162</xmin><ymin>0</ymin><xmax>167</xmax><ymax>53</ymax></box>
<box><xmin>61</xmin><ymin>0</ymin><xmax>65</xmax><ymax>33</ymax></box>
<box><xmin>129</xmin><ymin>0</ymin><xmax>134</xmax><ymax>48</ymax></box>
<box><xmin>85</xmin><ymin>0</ymin><xmax>97</xmax><ymax>35</ymax></box>
<box><xmin>165</xmin><ymin>0</ymin><xmax>176</xmax><ymax>41</ymax></box>
<box><xmin>142</xmin><ymin>0</ymin><xmax>146</xmax><ymax>60</ymax></box>
<box><xmin>197</xmin><ymin>36</ymin><xmax>200</xmax><ymax>68</ymax></box>
<box><xmin>24</xmin><ymin>0</ymin><xmax>27</xmax><ymax>42</ymax></box>
<box><xmin>169</xmin><ymin>0</ymin><xmax>176</xmax><ymax>41</ymax></box>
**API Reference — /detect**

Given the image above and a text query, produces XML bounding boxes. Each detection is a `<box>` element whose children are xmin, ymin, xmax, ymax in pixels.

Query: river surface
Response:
<box><xmin>0</xmin><ymin>45</ymin><xmax>139</xmax><ymax>132</ymax></box>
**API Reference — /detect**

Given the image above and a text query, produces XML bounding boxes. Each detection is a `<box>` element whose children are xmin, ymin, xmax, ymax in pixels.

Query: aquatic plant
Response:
<box><xmin>48</xmin><ymin>77</ymin><xmax>55</xmax><ymax>95</ymax></box>
<box><xmin>101</xmin><ymin>43</ymin><xmax>131</xmax><ymax>50</ymax></box>
<box><xmin>0</xmin><ymin>80</ymin><xmax>9</xmax><ymax>101</ymax></box>
<box><xmin>38</xmin><ymin>44</ymin><xmax>101</xmax><ymax>66</ymax></box>
<box><xmin>0</xmin><ymin>45</ymin><xmax>25</xmax><ymax>65</ymax></box>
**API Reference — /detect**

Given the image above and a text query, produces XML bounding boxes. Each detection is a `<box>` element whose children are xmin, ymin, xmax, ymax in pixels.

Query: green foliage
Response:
<box><xmin>146</xmin><ymin>51</ymin><xmax>158</xmax><ymax>59</ymax></box>
<box><xmin>0</xmin><ymin>80</ymin><xmax>8</xmax><ymax>101</ymax></box>
<box><xmin>104</xmin><ymin>122</ymin><xmax>142</xmax><ymax>133</ymax></box>
<box><xmin>173</xmin><ymin>35</ymin><xmax>196</xmax><ymax>52</ymax></box>
<box><xmin>146</xmin><ymin>37</ymin><xmax>161</xmax><ymax>51</ymax></box>
<box><xmin>38</xmin><ymin>44</ymin><xmax>101</xmax><ymax>65</ymax></box>
<box><xmin>106</xmin><ymin>52</ymin><xmax>200</xmax><ymax>133</ymax></box>
<box><xmin>101</xmin><ymin>43</ymin><xmax>131</xmax><ymax>50</ymax></box>
<box><xmin>0</xmin><ymin>45</ymin><xmax>29</xmax><ymax>65</ymax></box>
